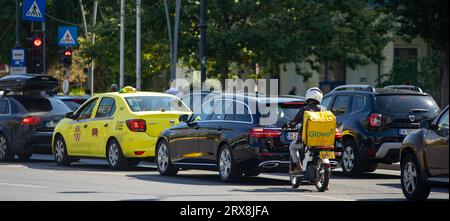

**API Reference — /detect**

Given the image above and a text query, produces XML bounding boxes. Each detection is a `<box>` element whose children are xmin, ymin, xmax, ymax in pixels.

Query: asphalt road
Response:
<box><xmin>0</xmin><ymin>154</ymin><xmax>448</xmax><ymax>201</ymax></box>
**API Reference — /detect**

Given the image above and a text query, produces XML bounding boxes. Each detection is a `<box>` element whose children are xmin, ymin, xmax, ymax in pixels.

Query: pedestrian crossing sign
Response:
<box><xmin>58</xmin><ymin>26</ymin><xmax>78</xmax><ymax>47</ymax></box>
<box><xmin>23</xmin><ymin>0</ymin><xmax>46</xmax><ymax>22</ymax></box>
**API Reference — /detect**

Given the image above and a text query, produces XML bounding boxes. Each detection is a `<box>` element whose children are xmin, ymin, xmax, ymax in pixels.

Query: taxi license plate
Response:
<box><xmin>319</xmin><ymin>151</ymin><xmax>335</xmax><ymax>159</ymax></box>
<box><xmin>286</xmin><ymin>132</ymin><xmax>298</xmax><ymax>141</ymax></box>
<box><xmin>399</xmin><ymin>129</ymin><xmax>418</xmax><ymax>136</ymax></box>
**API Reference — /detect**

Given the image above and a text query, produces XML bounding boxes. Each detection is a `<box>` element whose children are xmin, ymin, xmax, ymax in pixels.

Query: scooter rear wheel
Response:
<box><xmin>315</xmin><ymin>159</ymin><xmax>330</xmax><ymax>192</ymax></box>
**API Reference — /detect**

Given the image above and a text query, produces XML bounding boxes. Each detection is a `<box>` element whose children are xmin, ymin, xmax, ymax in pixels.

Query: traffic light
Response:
<box><xmin>60</xmin><ymin>48</ymin><xmax>73</xmax><ymax>66</ymax></box>
<box><xmin>28</xmin><ymin>33</ymin><xmax>44</xmax><ymax>74</ymax></box>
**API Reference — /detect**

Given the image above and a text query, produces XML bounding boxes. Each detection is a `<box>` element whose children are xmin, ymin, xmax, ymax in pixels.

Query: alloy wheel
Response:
<box><xmin>342</xmin><ymin>146</ymin><xmax>355</xmax><ymax>171</ymax></box>
<box><xmin>0</xmin><ymin>136</ymin><xmax>6</xmax><ymax>159</ymax></box>
<box><xmin>55</xmin><ymin>139</ymin><xmax>65</xmax><ymax>162</ymax></box>
<box><xmin>219</xmin><ymin>149</ymin><xmax>232</xmax><ymax>179</ymax></box>
<box><xmin>403</xmin><ymin>162</ymin><xmax>417</xmax><ymax>194</ymax></box>
<box><xmin>157</xmin><ymin>144</ymin><xmax>169</xmax><ymax>173</ymax></box>
<box><xmin>108</xmin><ymin>142</ymin><xmax>119</xmax><ymax>166</ymax></box>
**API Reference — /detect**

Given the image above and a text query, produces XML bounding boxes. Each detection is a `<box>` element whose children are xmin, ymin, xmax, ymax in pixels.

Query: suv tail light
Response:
<box><xmin>126</xmin><ymin>119</ymin><xmax>146</xmax><ymax>132</ymax></box>
<box><xmin>21</xmin><ymin>116</ymin><xmax>42</xmax><ymax>125</ymax></box>
<box><xmin>335</xmin><ymin>128</ymin><xmax>342</xmax><ymax>139</ymax></box>
<box><xmin>369</xmin><ymin>113</ymin><xmax>383</xmax><ymax>128</ymax></box>
<box><xmin>249</xmin><ymin>128</ymin><xmax>282</xmax><ymax>138</ymax></box>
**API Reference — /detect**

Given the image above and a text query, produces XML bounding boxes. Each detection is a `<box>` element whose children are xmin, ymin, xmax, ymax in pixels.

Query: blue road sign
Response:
<box><xmin>57</xmin><ymin>26</ymin><xmax>78</xmax><ymax>47</ymax></box>
<box><xmin>11</xmin><ymin>48</ymin><xmax>27</xmax><ymax>74</ymax></box>
<box><xmin>23</xmin><ymin>0</ymin><xmax>46</xmax><ymax>22</ymax></box>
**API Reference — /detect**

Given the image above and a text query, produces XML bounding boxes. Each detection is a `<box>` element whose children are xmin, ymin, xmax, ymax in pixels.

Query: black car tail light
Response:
<box><xmin>249</xmin><ymin>128</ymin><xmax>282</xmax><ymax>138</ymax></box>
<box><xmin>126</xmin><ymin>119</ymin><xmax>146</xmax><ymax>132</ymax></box>
<box><xmin>21</xmin><ymin>116</ymin><xmax>42</xmax><ymax>125</ymax></box>
<box><xmin>369</xmin><ymin>113</ymin><xmax>383</xmax><ymax>128</ymax></box>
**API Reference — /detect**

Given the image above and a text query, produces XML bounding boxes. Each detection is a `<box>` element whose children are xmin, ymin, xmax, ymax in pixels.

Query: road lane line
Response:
<box><xmin>0</xmin><ymin>182</ymin><xmax>47</xmax><ymax>189</ymax></box>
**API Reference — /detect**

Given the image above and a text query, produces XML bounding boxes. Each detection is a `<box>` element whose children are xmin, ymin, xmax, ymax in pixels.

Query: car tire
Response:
<box><xmin>218</xmin><ymin>145</ymin><xmax>242</xmax><ymax>182</ymax></box>
<box><xmin>0</xmin><ymin>133</ymin><xmax>14</xmax><ymax>161</ymax></box>
<box><xmin>401</xmin><ymin>153</ymin><xmax>431</xmax><ymax>201</ymax></box>
<box><xmin>341</xmin><ymin>140</ymin><xmax>363</xmax><ymax>176</ymax></box>
<box><xmin>17</xmin><ymin>153</ymin><xmax>32</xmax><ymax>161</ymax></box>
<box><xmin>106</xmin><ymin>139</ymin><xmax>129</xmax><ymax>170</ymax></box>
<box><xmin>156</xmin><ymin>140</ymin><xmax>178</xmax><ymax>176</ymax></box>
<box><xmin>54</xmin><ymin>136</ymin><xmax>71</xmax><ymax>166</ymax></box>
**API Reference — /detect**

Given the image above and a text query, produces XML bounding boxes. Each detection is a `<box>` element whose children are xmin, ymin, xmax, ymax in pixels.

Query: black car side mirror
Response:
<box><xmin>420</xmin><ymin>119</ymin><xmax>432</xmax><ymax>130</ymax></box>
<box><xmin>65</xmin><ymin>112</ymin><xmax>74</xmax><ymax>119</ymax></box>
<box><xmin>178</xmin><ymin>114</ymin><xmax>189</xmax><ymax>122</ymax></box>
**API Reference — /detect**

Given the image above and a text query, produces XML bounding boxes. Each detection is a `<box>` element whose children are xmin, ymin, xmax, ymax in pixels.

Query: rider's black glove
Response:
<box><xmin>282</xmin><ymin>123</ymin><xmax>289</xmax><ymax>129</ymax></box>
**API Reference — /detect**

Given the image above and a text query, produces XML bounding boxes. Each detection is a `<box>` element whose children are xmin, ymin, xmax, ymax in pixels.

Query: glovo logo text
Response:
<box><xmin>308</xmin><ymin>128</ymin><xmax>335</xmax><ymax>138</ymax></box>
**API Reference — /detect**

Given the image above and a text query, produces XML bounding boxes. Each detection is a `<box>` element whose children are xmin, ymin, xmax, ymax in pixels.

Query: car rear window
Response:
<box><xmin>13</xmin><ymin>97</ymin><xmax>52</xmax><ymax>112</ymax></box>
<box><xmin>125</xmin><ymin>96</ymin><xmax>190</xmax><ymax>112</ymax></box>
<box><xmin>49</xmin><ymin>98</ymin><xmax>72</xmax><ymax>114</ymax></box>
<box><xmin>376</xmin><ymin>95</ymin><xmax>439</xmax><ymax>113</ymax></box>
<box><xmin>263</xmin><ymin>102</ymin><xmax>303</xmax><ymax>127</ymax></box>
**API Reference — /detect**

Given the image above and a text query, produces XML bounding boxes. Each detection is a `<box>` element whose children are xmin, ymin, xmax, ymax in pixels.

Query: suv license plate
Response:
<box><xmin>399</xmin><ymin>129</ymin><xmax>418</xmax><ymax>136</ymax></box>
<box><xmin>286</xmin><ymin>132</ymin><xmax>298</xmax><ymax>141</ymax></box>
<box><xmin>319</xmin><ymin>151</ymin><xmax>335</xmax><ymax>159</ymax></box>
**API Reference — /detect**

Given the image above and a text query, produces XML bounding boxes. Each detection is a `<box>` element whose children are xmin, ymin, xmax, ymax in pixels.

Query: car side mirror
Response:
<box><xmin>420</xmin><ymin>120</ymin><xmax>431</xmax><ymax>130</ymax></box>
<box><xmin>65</xmin><ymin>112</ymin><xmax>74</xmax><ymax>119</ymax></box>
<box><xmin>178</xmin><ymin>114</ymin><xmax>189</xmax><ymax>122</ymax></box>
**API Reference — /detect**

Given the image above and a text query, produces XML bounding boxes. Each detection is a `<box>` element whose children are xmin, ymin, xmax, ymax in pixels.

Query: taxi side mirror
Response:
<box><xmin>179</xmin><ymin>114</ymin><xmax>189</xmax><ymax>122</ymax></box>
<box><xmin>65</xmin><ymin>112</ymin><xmax>74</xmax><ymax>119</ymax></box>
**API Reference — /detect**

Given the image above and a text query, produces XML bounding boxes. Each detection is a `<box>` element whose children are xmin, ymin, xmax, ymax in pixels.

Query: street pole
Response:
<box><xmin>163</xmin><ymin>0</ymin><xmax>174</xmax><ymax>82</ymax></box>
<box><xmin>136</xmin><ymin>0</ymin><xmax>141</xmax><ymax>90</ymax></box>
<box><xmin>119</xmin><ymin>0</ymin><xmax>125</xmax><ymax>88</ymax></box>
<box><xmin>199</xmin><ymin>0</ymin><xmax>207</xmax><ymax>83</ymax></box>
<box><xmin>79</xmin><ymin>0</ymin><xmax>92</xmax><ymax>94</ymax></box>
<box><xmin>91</xmin><ymin>0</ymin><xmax>98</xmax><ymax>94</ymax></box>
<box><xmin>173</xmin><ymin>0</ymin><xmax>181</xmax><ymax>81</ymax></box>
<box><xmin>15</xmin><ymin>0</ymin><xmax>21</xmax><ymax>47</ymax></box>
<box><xmin>42</xmin><ymin>22</ymin><xmax>46</xmax><ymax>74</ymax></box>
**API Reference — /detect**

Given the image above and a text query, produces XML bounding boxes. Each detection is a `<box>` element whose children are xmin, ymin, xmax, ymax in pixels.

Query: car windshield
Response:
<box><xmin>376</xmin><ymin>95</ymin><xmax>439</xmax><ymax>113</ymax></box>
<box><xmin>125</xmin><ymin>96</ymin><xmax>190</xmax><ymax>112</ymax></box>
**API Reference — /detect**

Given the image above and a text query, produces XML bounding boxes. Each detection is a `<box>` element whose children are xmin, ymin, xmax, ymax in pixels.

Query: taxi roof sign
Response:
<box><xmin>119</xmin><ymin>86</ymin><xmax>137</xmax><ymax>93</ymax></box>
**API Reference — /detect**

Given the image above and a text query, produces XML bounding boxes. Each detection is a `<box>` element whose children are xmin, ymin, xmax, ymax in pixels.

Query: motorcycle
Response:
<box><xmin>284</xmin><ymin>128</ymin><xmax>342</xmax><ymax>192</ymax></box>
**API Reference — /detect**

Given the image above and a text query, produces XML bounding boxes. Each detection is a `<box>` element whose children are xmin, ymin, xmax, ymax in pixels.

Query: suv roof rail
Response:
<box><xmin>384</xmin><ymin>85</ymin><xmax>423</xmax><ymax>93</ymax></box>
<box><xmin>331</xmin><ymin>85</ymin><xmax>375</xmax><ymax>93</ymax></box>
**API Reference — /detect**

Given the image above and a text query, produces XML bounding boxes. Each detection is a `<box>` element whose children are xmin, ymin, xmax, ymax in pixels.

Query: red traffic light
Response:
<box><xmin>64</xmin><ymin>50</ymin><xmax>72</xmax><ymax>56</ymax></box>
<box><xmin>33</xmin><ymin>38</ymin><xmax>43</xmax><ymax>47</ymax></box>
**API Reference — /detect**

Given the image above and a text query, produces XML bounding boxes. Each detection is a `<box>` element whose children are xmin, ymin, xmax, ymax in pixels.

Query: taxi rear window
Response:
<box><xmin>125</xmin><ymin>96</ymin><xmax>190</xmax><ymax>112</ymax></box>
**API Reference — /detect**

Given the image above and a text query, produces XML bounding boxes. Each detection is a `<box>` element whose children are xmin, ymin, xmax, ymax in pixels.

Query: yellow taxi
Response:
<box><xmin>52</xmin><ymin>86</ymin><xmax>191</xmax><ymax>170</ymax></box>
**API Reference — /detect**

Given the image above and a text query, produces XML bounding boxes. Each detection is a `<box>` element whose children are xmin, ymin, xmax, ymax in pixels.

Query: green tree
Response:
<box><xmin>380</xmin><ymin>0</ymin><xmax>449</xmax><ymax>107</ymax></box>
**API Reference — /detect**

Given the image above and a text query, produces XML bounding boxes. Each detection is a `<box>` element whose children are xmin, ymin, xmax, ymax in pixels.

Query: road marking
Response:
<box><xmin>0</xmin><ymin>182</ymin><xmax>46</xmax><ymax>189</ymax></box>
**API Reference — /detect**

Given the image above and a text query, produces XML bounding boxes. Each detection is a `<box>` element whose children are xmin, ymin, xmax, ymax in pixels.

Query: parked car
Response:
<box><xmin>0</xmin><ymin>74</ymin><xmax>71</xmax><ymax>161</ymax></box>
<box><xmin>55</xmin><ymin>96</ymin><xmax>88</xmax><ymax>111</ymax></box>
<box><xmin>321</xmin><ymin>85</ymin><xmax>440</xmax><ymax>176</ymax></box>
<box><xmin>400</xmin><ymin>106</ymin><xmax>448</xmax><ymax>201</ymax></box>
<box><xmin>155</xmin><ymin>94</ymin><xmax>342</xmax><ymax>182</ymax></box>
<box><xmin>52</xmin><ymin>86</ymin><xmax>191</xmax><ymax>170</ymax></box>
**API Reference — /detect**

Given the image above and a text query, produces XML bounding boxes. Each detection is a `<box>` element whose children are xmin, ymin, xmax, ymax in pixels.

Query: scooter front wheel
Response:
<box><xmin>315</xmin><ymin>159</ymin><xmax>331</xmax><ymax>192</ymax></box>
<box><xmin>290</xmin><ymin>174</ymin><xmax>301</xmax><ymax>188</ymax></box>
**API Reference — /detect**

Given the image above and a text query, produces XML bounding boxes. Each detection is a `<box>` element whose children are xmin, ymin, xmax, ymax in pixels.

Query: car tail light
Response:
<box><xmin>369</xmin><ymin>113</ymin><xmax>383</xmax><ymax>128</ymax></box>
<box><xmin>335</xmin><ymin>128</ymin><xmax>342</xmax><ymax>139</ymax></box>
<box><xmin>21</xmin><ymin>116</ymin><xmax>42</xmax><ymax>125</ymax></box>
<box><xmin>126</xmin><ymin>119</ymin><xmax>146</xmax><ymax>132</ymax></box>
<box><xmin>249</xmin><ymin>128</ymin><xmax>282</xmax><ymax>138</ymax></box>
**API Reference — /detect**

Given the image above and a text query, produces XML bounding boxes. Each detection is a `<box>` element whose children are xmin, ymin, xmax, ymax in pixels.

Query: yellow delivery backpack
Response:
<box><xmin>301</xmin><ymin>110</ymin><xmax>336</xmax><ymax>147</ymax></box>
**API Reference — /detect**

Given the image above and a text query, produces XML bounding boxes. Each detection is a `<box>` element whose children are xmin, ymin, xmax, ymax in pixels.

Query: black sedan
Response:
<box><xmin>155</xmin><ymin>93</ymin><xmax>307</xmax><ymax>182</ymax></box>
<box><xmin>0</xmin><ymin>74</ymin><xmax>71</xmax><ymax>161</ymax></box>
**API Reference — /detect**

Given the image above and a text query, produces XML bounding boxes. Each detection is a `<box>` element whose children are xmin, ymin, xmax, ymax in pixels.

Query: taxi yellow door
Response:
<box><xmin>65</xmin><ymin>98</ymin><xmax>98</xmax><ymax>155</ymax></box>
<box><xmin>88</xmin><ymin>97</ymin><xmax>116</xmax><ymax>157</ymax></box>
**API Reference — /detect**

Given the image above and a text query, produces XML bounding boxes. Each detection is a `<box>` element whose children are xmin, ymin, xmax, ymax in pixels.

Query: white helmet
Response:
<box><xmin>305</xmin><ymin>87</ymin><xmax>323</xmax><ymax>103</ymax></box>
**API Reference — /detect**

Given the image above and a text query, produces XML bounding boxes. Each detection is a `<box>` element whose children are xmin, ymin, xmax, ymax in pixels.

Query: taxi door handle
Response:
<box><xmin>104</xmin><ymin>124</ymin><xmax>109</xmax><ymax>127</ymax></box>
<box><xmin>83</xmin><ymin>124</ymin><xmax>88</xmax><ymax>128</ymax></box>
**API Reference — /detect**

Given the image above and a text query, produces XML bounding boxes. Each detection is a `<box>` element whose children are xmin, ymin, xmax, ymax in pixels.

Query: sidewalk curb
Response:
<box><xmin>378</xmin><ymin>163</ymin><xmax>400</xmax><ymax>171</ymax></box>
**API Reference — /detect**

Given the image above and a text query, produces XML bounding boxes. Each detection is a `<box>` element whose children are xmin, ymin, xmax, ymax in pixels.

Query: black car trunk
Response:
<box><xmin>375</xmin><ymin>94</ymin><xmax>440</xmax><ymax>129</ymax></box>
